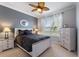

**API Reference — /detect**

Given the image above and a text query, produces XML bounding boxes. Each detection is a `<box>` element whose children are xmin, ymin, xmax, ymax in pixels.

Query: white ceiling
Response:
<box><xmin>0</xmin><ymin>2</ymin><xmax>76</xmax><ymax>18</ymax></box>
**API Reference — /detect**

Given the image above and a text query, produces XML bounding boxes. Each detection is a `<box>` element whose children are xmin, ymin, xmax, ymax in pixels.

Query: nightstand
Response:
<box><xmin>0</xmin><ymin>32</ymin><xmax>14</xmax><ymax>52</ymax></box>
<box><xmin>0</xmin><ymin>39</ymin><xmax>14</xmax><ymax>52</ymax></box>
<box><xmin>0</xmin><ymin>38</ymin><xmax>14</xmax><ymax>52</ymax></box>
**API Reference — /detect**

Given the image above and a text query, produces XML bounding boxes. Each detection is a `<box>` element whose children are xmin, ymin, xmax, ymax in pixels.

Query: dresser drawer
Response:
<box><xmin>2</xmin><ymin>45</ymin><xmax>8</xmax><ymax>50</ymax></box>
<box><xmin>0</xmin><ymin>46</ymin><xmax>3</xmax><ymax>52</ymax></box>
<box><xmin>0</xmin><ymin>41</ymin><xmax>2</xmax><ymax>46</ymax></box>
<box><xmin>2</xmin><ymin>39</ymin><xmax>7</xmax><ymax>50</ymax></box>
<box><xmin>8</xmin><ymin>40</ymin><xmax>14</xmax><ymax>48</ymax></box>
<box><xmin>64</xmin><ymin>42</ymin><xmax>70</xmax><ymax>50</ymax></box>
<box><xmin>8</xmin><ymin>40</ymin><xmax>14</xmax><ymax>45</ymax></box>
<box><xmin>8</xmin><ymin>40</ymin><xmax>14</xmax><ymax>43</ymax></box>
<box><xmin>2</xmin><ymin>40</ymin><xmax>7</xmax><ymax>46</ymax></box>
<box><xmin>8</xmin><ymin>44</ymin><xmax>14</xmax><ymax>48</ymax></box>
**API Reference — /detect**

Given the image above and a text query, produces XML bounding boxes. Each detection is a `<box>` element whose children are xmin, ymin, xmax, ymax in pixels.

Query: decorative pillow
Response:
<box><xmin>24</xmin><ymin>30</ymin><xmax>32</xmax><ymax>35</ymax></box>
<box><xmin>18</xmin><ymin>30</ymin><xmax>24</xmax><ymax>35</ymax></box>
<box><xmin>18</xmin><ymin>30</ymin><xmax>32</xmax><ymax>35</ymax></box>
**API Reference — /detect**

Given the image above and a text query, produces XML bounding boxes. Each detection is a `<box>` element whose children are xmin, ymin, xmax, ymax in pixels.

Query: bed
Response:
<box><xmin>15</xmin><ymin>28</ymin><xmax>51</xmax><ymax>57</ymax></box>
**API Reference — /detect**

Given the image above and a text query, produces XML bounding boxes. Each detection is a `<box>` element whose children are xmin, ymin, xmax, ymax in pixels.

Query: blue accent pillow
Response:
<box><xmin>24</xmin><ymin>30</ymin><xmax>32</xmax><ymax>35</ymax></box>
<box><xmin>18</xmin><ymin>30</ymin><xmax>32</xmax><ymax>35</ymax></box>
<box><xmin>18</xmin><ymin>30</ymin><xmax>24</xmax><ymax>35</ymax></box>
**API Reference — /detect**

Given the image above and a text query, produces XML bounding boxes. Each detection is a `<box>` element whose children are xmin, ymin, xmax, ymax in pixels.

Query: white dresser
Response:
<box><xmin>60</xmin><ymin>28</ymin><xmax>76</xmax><ymax>51</ymax></box>
<box><xmin>0</xmin><ymin>39</ymin><xmax>14</xmax><ymax>52</ymax></box>
<box><xmin>0</xmin><ymin>32</ymin><xmax>14</xmax><ymax>52</ymax></box>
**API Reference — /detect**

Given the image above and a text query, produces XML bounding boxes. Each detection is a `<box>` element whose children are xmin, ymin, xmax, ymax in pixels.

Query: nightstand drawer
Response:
<box><xmin>8</xmin><ymin>40</ymin><xmax>14</xmax><ymax>48</ymax></box>
<box><xmin>8</xmin><ymin>44</ymin><xmax>14</xmax><ymax>48</ymax></box>
<box><xmin>8</xmin><ymin>40</ymin><xmax>14</xmax><ymax>45</ymax></box>
<box><xmin>0</xmin><ymin>41</ymin><xmax>2</xmax><ymax>46</ymax></box>
<box><xmin>2</xmin><ymin>45</ymin><xmax>8</xmax><ymax>50</ymax></box>
<box><xmin>2</xmin><ymin>40</ymin><xmax>7</xmax><ymax>46</ymax></box>
<box><xmin>8</xmin><ymin>40</ymin><xmax>14</xmax><ymax>43</ymax></box>
<box><xmin>0</xmin><ymin>46</ymin><xmax>3</xmax><ymax>52</ymax></box>
<box><xmin>0</xmin><ymin>39</ymin><xmax>14</xmax><ymax>51</ymax></box>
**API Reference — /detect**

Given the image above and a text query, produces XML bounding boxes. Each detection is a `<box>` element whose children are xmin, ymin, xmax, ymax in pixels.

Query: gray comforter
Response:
<box><xmin>15</xmin><ymin>34</ymin><xmax>50</xmax><ymax>52</ymax></box>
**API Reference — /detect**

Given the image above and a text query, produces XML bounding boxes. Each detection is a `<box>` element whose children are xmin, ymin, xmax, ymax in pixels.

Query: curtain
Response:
<box><xmin>41</xmin><ymin>13</ymin><xmax>63</xmax><ymax>35</ymax></box>
<box><xmin>51</xmin><ymin>13</ymin><xmax>63</xmax><ymax>31</ymax></box>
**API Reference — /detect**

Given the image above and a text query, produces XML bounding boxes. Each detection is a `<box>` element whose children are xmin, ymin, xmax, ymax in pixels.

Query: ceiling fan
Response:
<box><xmin>29</xmin><ymin>2</ymin><xmax>49</xmax><ymax>13</ymax></box>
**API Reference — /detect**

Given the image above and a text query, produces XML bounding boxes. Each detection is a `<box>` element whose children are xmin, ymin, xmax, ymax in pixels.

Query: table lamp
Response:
<box><xmin>34</xmin><ymin>28</ymin><xmax>39</xmax><ymax>34</ymax></box>
<box><xmin>3</xmin><ymin>27</ymin><xmax>11</xmax><ymax>39</ymax></box>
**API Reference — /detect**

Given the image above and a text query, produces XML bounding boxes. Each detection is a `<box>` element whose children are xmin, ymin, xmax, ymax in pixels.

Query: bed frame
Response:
<box><xmin>15</xmin><ymin>28</ymin><xmax>51</xmax><ymax>57</ymax></box>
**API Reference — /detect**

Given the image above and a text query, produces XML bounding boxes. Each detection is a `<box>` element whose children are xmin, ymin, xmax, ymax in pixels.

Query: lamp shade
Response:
<box><xmin>35</xmin><ymin>28</ymin><xmax>39</xmax><ymax>31</ymax></box>
<box><xmin>3</xmin><ymin>27</ymin><xmax>11</xmax><ymax>32</ymax></box>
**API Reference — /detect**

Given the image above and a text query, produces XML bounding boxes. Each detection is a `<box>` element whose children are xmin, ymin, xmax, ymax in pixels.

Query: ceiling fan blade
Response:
<box><xmin>43</xmin><ymin>7</ymin><xmax>49</xmax><ymax>11</ymax></box>
<box><xmin>29</xmin><ymin>4</ymin><xmax>37</xmax><ymax>8</ymax></box>
<box><xmin>32</xmin><ymin>9</ymin><xmax>37</xmax><ymax>12</ymax></box>
<box><xmin>38</xmin><ymin>2</ymin><xmax>45</xmax><ymax>8</ymax></box>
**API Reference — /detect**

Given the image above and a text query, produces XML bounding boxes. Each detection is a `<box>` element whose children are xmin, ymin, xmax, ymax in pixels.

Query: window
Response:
<box><xmin>41</xmin><ymin>13</ymin><xmax>63</xmax><ymax>36</ymax></box>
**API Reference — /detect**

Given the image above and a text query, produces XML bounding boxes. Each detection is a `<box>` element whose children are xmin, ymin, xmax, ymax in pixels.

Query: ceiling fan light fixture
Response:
<box><xmin>29</xmin><ymin>2</ymin><xmax>49</xmax><ymax>13</ymax></box>
<box><xmin>37</xmin><ymin>8</ymin><xmax>41</xmax><ymax>12</ymax></box>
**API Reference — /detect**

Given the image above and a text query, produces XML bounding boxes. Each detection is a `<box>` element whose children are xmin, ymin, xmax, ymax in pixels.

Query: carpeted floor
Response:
<box><xmin>0</xmin><ymin>43</ymin><xmax>77</xmax><ymax>57</ymax></box>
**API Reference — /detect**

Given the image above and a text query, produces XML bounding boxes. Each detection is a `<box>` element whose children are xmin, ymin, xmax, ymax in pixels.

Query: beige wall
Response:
<box><xmin>63</xmin><ymin>6</ymin><xmax>76</xmax><ymax>28</ymax></box>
